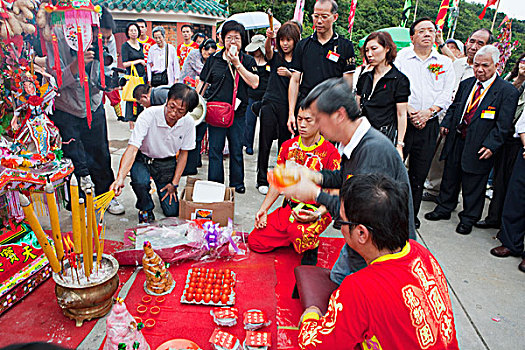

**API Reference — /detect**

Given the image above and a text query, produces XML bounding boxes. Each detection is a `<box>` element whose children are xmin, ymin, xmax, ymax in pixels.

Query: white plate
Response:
<box><xmin>192</xmin><ymin>181</ymin><xmax>226</xmax><ymax>203</ymax></box>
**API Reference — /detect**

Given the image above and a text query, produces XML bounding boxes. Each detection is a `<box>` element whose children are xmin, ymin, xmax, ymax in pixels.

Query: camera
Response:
<box><xmin>89</xmin><ymin>41</ymin><xmax>114</xmax><ymax>67</ymax></box>
<box><xmin>105</xmin><ymin>67</ymin><xmax>127</xmax><ymax>90</ymax></box>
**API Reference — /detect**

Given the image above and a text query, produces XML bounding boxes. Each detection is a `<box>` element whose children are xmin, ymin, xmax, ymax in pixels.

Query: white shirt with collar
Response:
<box><xmin>461</xmin><ymin>73</ymin><xmax>498</xmax><ymax>119</ymax></box>
<box><xmin>395</xmin><ymin>47</ymin><xmax>455</xmax><ymax>115</ymax></box>
<box><xmin>453</xmin><ymin>57</ymin><xmax>474</xmax><ymax>92</ymax></box>
<box><xmin>146</xmin><ymin>43</ymin><xmax>180</xmax><ymax>85</ymax></box>
<box><xmin>128</xmin><ymin>105</ymin><xmax>195</xmax><ymax>159</ymax></box>
<box><xmin>515</xmin><ymin>107</ymin><xmax>525</xmax><ymax>138</ymax></box>
<box><xmin>338</xmin><ymin>117</ymin><xmax>371</xmax><ymax>159</ymax></box>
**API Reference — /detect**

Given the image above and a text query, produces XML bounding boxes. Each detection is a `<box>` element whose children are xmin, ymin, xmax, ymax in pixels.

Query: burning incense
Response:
<box><xmin>79</xmin><ymin>198</ymin><xmax>90</xmax><ymax>278</ymax></box>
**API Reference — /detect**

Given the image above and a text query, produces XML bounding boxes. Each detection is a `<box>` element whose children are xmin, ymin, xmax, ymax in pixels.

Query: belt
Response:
<box><xmin>140</xmin><ymin>152</ymin><xmax>177</xmax><ymax>165</ymax></box>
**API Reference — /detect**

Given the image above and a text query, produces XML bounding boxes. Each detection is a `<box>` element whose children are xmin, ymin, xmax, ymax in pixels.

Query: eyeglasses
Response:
<box><xmin>334</xmin><ymin>218</ymin><xmax>375</xmax><ymax>232</ymax></box>
<box><xmin>416</xmin><ymin>28</ymin><xmax>436</xmax><ymax>35</ymax></box>
<box><xmin>225</xmin><ymin>36</ymin><xmax>241</xmax><ymax>43</ymax></box>
<box><xmin>312</xmin><ymin>13</ymin><xmax>333</xmax><ymax>21</ymax></box>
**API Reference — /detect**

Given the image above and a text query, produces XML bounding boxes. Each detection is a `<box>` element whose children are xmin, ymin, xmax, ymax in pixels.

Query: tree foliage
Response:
<box><xmin>227</xmin><ymin>0</ymin><xmax>524</xmax><ymax>72</ymax></box>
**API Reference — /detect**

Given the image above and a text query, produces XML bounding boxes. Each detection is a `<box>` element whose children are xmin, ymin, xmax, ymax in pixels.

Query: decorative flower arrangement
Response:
<box><xmin>428</xmin><ymin>63</ymin><xmax>445</xmax><ymax>81</ymax></box>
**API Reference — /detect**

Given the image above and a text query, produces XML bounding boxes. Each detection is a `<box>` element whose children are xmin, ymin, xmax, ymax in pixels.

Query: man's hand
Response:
<box><xmin>266</xmin><ymin>27</ymin><xmax>276</xmax><ymax>39</ymax></box>
<box><xmin>292</xmin><ymin>209</ymin><xmax>319</xmax><ymax>223</ymax></box>
<box><xmin>299</xmin><ymin>306</ymin><xmax>323</xmax><ymax>325</ymax></box>
<box><xmin>478</xmin><ymin>147</ymin><xmax>493</xmax><ymax>160</ymax></box>
<box><xmin>282</xmin><ymin>176</ymin><xmax>321</xmax><ymax>203</ymax></box>
<box><xmin>129</xmin><ymin>121</ymin><xmax>135</xmax><ymax>130</ymax></box>
<box><xmin>410</xmin><ymin>109</ymin><xmax>431</xmax><ymax>130</ymax></box>
<box><xmin>160</xmin><ymin>183</ymin><xmax>178</xmax><ymax>205</ymax></box>
<box><xmin>436</xmin><ymin>29</ymin><xmax>445</xmax><ymax>46</ymax></box>
<box><xmin>254</xmin><ymin>210</ymin><xmax>268</xmax><ymax>229</ymax></box>
<box><xmin>110</xmin><ymin>178</ymin><xmax>125</xmax><ymax>196</ymax></box>
<box><xmin>287</xmin><ymin>114</ymin><xmax>297</xmax><ymax>136</ymax></box>
<box><xmin>440</xmin><ymin>127</ymin><xmax>449</xmax><ymax>136</ymax></box>
<box><xmin>277</xmin><ymin>67</ymin><xmax>292</xmax><ymax>77</ymax></box>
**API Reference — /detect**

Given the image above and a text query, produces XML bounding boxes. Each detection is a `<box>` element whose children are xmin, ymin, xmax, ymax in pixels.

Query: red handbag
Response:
<box><xmin>203</xmin><ymin>57</ymin><xmax>242</xmax><ymax>128</ymax></box>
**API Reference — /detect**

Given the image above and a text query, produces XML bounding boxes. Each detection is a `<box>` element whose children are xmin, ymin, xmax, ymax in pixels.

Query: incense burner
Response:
<box><xmin>53</xmin><ymin>254</ymin><xmax>119</xmax><ymax>327</ymax></box>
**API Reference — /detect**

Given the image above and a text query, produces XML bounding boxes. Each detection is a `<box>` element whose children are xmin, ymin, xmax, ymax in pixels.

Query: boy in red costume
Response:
<box><xmin>298</xmin><ymin>174</ymin><xmax>458</xmax><ymax>350</ymax></box>
<box><xmin>177</xmin><ymin>24</ymin><xmax>199</xmax><ymax>69</ymax></box>
<box><xmin>248</xmin><ymin>108</ymin><xmax>340</xmax><ymax>258</ymax></box>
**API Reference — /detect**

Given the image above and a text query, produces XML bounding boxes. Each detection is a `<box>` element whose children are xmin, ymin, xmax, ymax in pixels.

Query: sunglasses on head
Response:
<box><xmin>334</xmin><ymin>218</ymin><xmax>375</xmax><ymax>233</ymax></box>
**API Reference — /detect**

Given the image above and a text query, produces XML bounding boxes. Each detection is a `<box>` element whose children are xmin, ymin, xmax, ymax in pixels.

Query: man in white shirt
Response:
<box><xmin>147</xmin><ymin>26</ymin><xmax>180</xmax><ymax>87</ymax></box>
<box><xmin>395</xmin><ymin>17</ymin><xmax>455</xmax><ymax>228</ymax></box>
<box><xmin>425</xmin><ymin>46</ymin><xmax>519</xmax><ymax>235</ymax></box>
<box><xmin>110</xmin><ymin>84</ymin><xmax>199</xmax><ymax>223</ymax></box>
<box><xmin>423</xmin><ymin>28</ymin><xmax>494</xmax><ymax>203</ymax></box>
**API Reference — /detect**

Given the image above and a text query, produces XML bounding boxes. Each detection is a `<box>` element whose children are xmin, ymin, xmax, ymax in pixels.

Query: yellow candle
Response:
<box><xmin>79</xmin><ymin>198</ymin><xmax>90</xmax><ymax>278</ymax></box>
<box><xmin>69</xmin><ymin>177</ymin><xmax>82</xmax><ymax>253</ymax></box>
<box><xmin>91</xmin><ymin>201</ymin><xmax>101</xmax><ymax>267</ymax></box>
<box><xmin>85</xmin><ymin>187</ymin><xmax>94</xmax><ymax>274</ymax></box>
<box><xmin>20</xmin><ymin>193</ymin><xmax>61</xmax><ymax>273</ymax></box>
<box><xmin>45</xmin><ymin>181</ymin><xmax>64</xmax><ymax>261</ymax></box>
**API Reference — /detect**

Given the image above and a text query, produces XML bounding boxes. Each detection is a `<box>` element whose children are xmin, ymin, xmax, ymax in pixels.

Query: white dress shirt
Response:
<box><xmin>338</xmin><ymin>117</ymin><xmax>372</xmax><ymax>158</ymax></box>
<box><xmin>452</xmin><ymin>57</ymin><xmax>474</xmax><ymax>92</ymax></box>
<box><xmin>129</xmin><ymin>105</ymin><xmax>195</xmax><ymax>159</ymax></box>
<box><xmin>146</xmin><ymin>43</ymin><xmax>180</xmax><ymax>85</ymax></box>
<box><xmin>395</xmin><ymin>47</ymin><xmax>455</xmax><ymax>116</ymax></box>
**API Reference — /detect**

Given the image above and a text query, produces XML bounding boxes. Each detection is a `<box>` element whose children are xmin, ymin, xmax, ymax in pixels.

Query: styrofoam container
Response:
<box><xmin>192</xmin><ymin>181</ymin><xmax>226</xmax><ymax>203</ymax></box>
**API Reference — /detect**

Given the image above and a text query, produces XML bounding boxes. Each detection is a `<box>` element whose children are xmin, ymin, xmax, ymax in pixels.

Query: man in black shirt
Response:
<box><xmin>287</xmin><ymin>0</ymin><xmax>356</xmax><ymax>135</ymax></box>
<box><xmin>282</xmin><ymin>78</ymin><xmax>415</xmax><ymax>285</ymax></box>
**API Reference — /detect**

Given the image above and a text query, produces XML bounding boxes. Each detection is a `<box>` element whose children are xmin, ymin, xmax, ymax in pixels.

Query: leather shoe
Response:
<box><xmin>235</xmin><ymin>186</ymin><xmax>246</xmax><ymax>194</ymax></box>
<box><xmin>456</xmin><ymin>223</ymin><xmax>472</xmax><ymax>235</ymax></box>
<box><xmin>422</xmin><ymin>192</ymin><xmax>438</xmax><ymax>203</ymax></box>
<box><xmin>474</xmin><ymin>220</ymin><xmax>499</xmax><ymax>229</ymax></box>
<box><xmin>424</xmin><ymin>211</ymin><xmax>451</xmax><ymax>221</ymax></box>
<box><xmin>519</xmin><ymin>259</ymin><xmax>525</xmax><ymax>273</ymax></box>
<box><xmin>415</xmin><ymin>217</ymin><xmax>421</xmax><ymax>230</ymax></box>
<box><xmin>490</xmin><ymin>245</ymin><xmax>518</xmax><ymax>258</ymax></box>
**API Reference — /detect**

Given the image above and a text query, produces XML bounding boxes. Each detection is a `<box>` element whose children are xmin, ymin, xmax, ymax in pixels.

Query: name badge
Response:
<box><xmin>327</xmin><ymin>50</ymin><xmax>340</xmax><ymax>62</ymax></box>
<box><xmin>266</xmin><ymin>65</ymin><xmax>271</xmax><ymax>72</ymax></box>
<box><xmin>481</xmin><ymin>110</ymin><xmax>495</xmax><ymax>119</ymax></box>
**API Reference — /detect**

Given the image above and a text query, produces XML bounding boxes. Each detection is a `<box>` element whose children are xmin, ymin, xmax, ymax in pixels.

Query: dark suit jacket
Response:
<box><xmin>440</xmin><ymin>75</ymin><xmax>519</xmax><ymax>174</ymax></box>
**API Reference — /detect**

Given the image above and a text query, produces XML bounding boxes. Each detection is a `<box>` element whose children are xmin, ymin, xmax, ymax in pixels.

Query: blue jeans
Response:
<box><xmin>184</xmin><ymin>122</ymin><xmax>207</xmax><ymax>175</ymax></box>
<box><xmin>130</xmin><ymin>152</ymin><xmax>179</xmax><ymax>216</ymax></box>
<box><xmin>243</xmin><ymin>98</ymin><xmax>257</xmax><ymax>149</ymax></box>
<box><xmin>208</xmin><ymin>115</ymin><xmax>245</xmax><ymax>189</ymax></box>
<box><xmin>51</xmin><ymin>104</ymin><xmax>115</xmax><ymax>196</ymax></box>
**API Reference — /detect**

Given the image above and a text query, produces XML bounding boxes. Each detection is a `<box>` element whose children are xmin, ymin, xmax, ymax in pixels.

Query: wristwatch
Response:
<box><xmin>438</xmin><ymin>43</ymin><xmax>445</xmax><ymax>50</ymax></box>
<box><xmin>171</xmin><ymin>183</ymin><xmax>179</xmax><ymax>190</ymax></box>
<box><xmin>396</xmin><ymin>141</ymin><xmax>405</xmax><ymax>148</ymax></box>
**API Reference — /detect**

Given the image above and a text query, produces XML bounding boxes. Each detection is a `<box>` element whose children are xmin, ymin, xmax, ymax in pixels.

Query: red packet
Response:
<box><xmin>245</xmin><ymin>331</ymin><xmax>271</xmax><ymax>347</ymax></box>
<box><xmin>214</xmin><ymin>307</ymin><xmax>238</xmax><ymax>319</ymax></box>
<box><xmin>244</xmin><ymin>310</ymin><xmax>267</xmax><ymax>324</ymax></box>
<box><xmin>209</xmin><ymin>329</ymin><xmax>239</xmax><ymax>350</ymax></box>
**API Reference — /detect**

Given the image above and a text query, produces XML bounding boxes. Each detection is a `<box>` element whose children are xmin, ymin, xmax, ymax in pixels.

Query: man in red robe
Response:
<box><xmin>298</xmin><ymin>174</ymin><xmax>459</xmax><ymax>350</ymax></box>
<box><xmin>248</xmin><ymin>108</ymin><xmax>340</xmax><ymax>258</ymax></box>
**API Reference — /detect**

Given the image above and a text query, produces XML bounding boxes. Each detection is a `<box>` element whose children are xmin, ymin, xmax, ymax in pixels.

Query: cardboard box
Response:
<box><xmin>180</xmin><ymin>178</ymin><xmax>235</xmax><ymax>226</ymax></box>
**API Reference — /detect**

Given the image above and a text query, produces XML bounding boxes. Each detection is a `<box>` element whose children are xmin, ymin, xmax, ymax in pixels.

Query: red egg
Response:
<box><xmin>220</xmin><ymin>294</ymin><xmax>229</xmax><ymax>304</ymax></box>
<box><xmin>195</xmin><ymin>293</ymin><xmax>203</xmax><ymax>302</ymax></box>
<box><xmin>212</xmin><ymin>295</ymin><xmax>220</xmax><ymax>303</ymax></box>
<box><xmin>186</xmin><ymin>293</ymin><xmax>194</xmax><ymax>301</ymax></box>
<box><xmin>204</xmin><ymin>293</ymin><xmax>212</xmax><ymax>303</ymax></box>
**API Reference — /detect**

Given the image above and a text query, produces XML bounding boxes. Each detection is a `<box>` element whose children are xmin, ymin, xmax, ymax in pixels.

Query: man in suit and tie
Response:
<box><xmin>425</xmin><ymin>45</ymin><xmax>519</xmax><ymax>235</ymax></box>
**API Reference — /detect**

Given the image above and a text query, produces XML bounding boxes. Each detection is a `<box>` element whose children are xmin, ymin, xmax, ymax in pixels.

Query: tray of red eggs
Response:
<box><xmin>180</xmin><ymin>268</ymin><xmax>236</xmax><ymax>306</ymax></box>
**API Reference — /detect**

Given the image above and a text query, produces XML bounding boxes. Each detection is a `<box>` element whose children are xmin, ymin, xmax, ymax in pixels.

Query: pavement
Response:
<box><xmin>99</xmin><ymin>103</ymin><xmax>523</xmax><ymax>350</ymax></box>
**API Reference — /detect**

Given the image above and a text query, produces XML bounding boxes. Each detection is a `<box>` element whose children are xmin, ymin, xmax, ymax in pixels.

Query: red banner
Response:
<box><xmin>435</xmin><ymin>0</ymin><xmax>450</xmax><ymax>29</ymax></box>
<box><xmin>348</xmin><ymin>0</ymin><xmax>358</xmax><ymax>34</ymax></box>
<box><xmin>478</xmin><ymin>0</ymin><xmax>497</xmax><ymax>20</ymax></box>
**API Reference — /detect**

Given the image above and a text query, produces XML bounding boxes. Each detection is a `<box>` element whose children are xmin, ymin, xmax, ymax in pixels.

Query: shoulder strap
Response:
<box><xmin>165</xmin><ymin>44</ymin><xmax>169</xmax><ymax>68</ymax></box>
<box><xmin>231</xmin><ymin>55</ymin><xmax>243</xmax><ymax>106</ymax></box>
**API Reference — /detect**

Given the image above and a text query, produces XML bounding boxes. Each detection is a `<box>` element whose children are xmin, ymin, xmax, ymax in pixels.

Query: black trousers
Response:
<box><xmin>434</xmin><ymin>137</ymin><xmax>490</xmax><ymax>226</ymax></box>
<box><xmin>497</xmin><ymin>152</ymin><xmax>525</xmax><ymax>258</ymax></box>
<box><xmin>256</xmin><ymin>100</ymin><xmax>291</xmax><ymax>186</ymax></box>
<box><xmin>51</xmin><ymin>104</ymin><xmax>115</xmax><ymax>196</ymax></box>
<box><xmin>403</xmin><ymin>118</ymin><xmax>439</xmax><ymax>217</ymax></box>
<box><xmin>484</xmin><ymin>139</ymin><xmax>522</xmax><ymax>225</ymax></box>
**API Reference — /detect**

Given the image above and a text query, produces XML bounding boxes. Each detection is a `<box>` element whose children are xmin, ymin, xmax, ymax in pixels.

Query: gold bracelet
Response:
<box><xmin>303</xmin><ymin>312</ymin><xmax>320</xmax><ymax>321</ymax></box>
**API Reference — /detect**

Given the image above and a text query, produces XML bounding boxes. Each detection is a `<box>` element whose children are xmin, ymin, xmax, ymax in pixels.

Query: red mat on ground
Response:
<box><xmin>0</xmin><ymin>240</ymin><xmax>131</xmax><ymax>349</ymax></box>
<box><xmin>275</xmin><ymin>237</ymin><xmax>345</xmax><ymax>349</ymax></box>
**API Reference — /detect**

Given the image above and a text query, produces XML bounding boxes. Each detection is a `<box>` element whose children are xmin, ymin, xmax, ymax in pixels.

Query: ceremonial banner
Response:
<box><xmin>478</xmin><ymin>0</ymin><xmax>497</xmax><ymax>20</ymax></box>
<box><xmin>401</xmin><ymin>0</ymin><xmax>412</xmax><ymax>27</ymax></box>
<box><xmin>447</xmin><ymin>0</ymin><xmax>460</xmax><ymax>28</ymax></box>
<box><xmin>293</xmin><ymin>0</ymin><xmax>306</xmax><ymax>24</ymax></box>
<box><xmin>435</xmin><ymin>0</ymin><xmax>450</xmax><ymax>29</ymax></box>
<box><xmin>348</xmin><ymin>0</ymin><xmax>358</xmax><ymax>34</ymax></box>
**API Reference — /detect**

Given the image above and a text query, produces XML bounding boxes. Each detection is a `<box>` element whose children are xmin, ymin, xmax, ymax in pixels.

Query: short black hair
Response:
<box><xmin>220</xmin><ymin>20</ymin><xmax>247</xmax><ymax>50</ymax></box>
<box><xmin>133</xmin><ymin>84</ymin><xmax>151</xmax><ymax>100</ymax></box>
<box><xmin>99</xmin><ymin>6</ymin><xmax>115</xmax><ymax>31</ymax></box>
<box><xmin>192</xmin><ymin>32</ymin><xmax>206</xmax><ymax>41</ymax></box>
<box><xmin>410</xmin><ymin>17</ymin><xmax>436</xmax><ymax>36</ymax></box>
<box><xmin>181</xmin><ymin>24</ymin><xmax>193</xmax><ymax>32</ymax></box>
<box><xmin>167</xmin><ymin>83</ymin><xmax>199</xmax><ymax>113</ymax></box>
<box><xmin>199</xmin><ymin>38</ymin><xmax>217</xmax><ymax>52</ymax></box>
<box><xmin>125</xmin><ymin>22</ymin><xmax>141</xmax><ymax>39</ymax></box>
<box><xmin>470</xmin><ymin>28</ymin><xmax>495</xmax><ymax>44</ymax></box>
<box><xmin>302</xmin><ymin>78</ymin><xmax>360</xmax><ymax>120</ymax></box>
<box><xmin>341</xmin><ymin>174</ymin><xmax>409</xmax><ymax>251</ymax></box>
<box><xmin>136</xmin><ymin>18</ymin><xmax>147</xmax><ymax>25</ymax></box>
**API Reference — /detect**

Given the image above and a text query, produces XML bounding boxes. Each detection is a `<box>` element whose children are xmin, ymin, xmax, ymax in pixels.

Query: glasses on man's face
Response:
<box><xmin>225</xmin><ymin>36</ymin><xmax>241</xmax><ymax>43</ymax></box>
<box><xmin>334</xmin><ymin>218</ymin><xmax>374</xmax><ymax>233</ymax></box>
<box><xmin>416</xmin><ymin>28</ymin><xmax>436</xmax><ymax>35</ymax></box>
<box><xmin>312</xmin><ymin>13</ymin><xmax>332</xmax><ymax>22</ymax></box>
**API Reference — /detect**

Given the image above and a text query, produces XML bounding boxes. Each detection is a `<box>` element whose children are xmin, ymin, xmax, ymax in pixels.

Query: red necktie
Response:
<box><xmin>459</xmin><ymin>82</ymin><xmax>483</xmax><ymax>139</ymax></box>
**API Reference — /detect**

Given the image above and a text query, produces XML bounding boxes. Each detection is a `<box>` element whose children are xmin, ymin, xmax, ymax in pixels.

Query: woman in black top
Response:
<box><xmin>198</xmin><ymin>21</ymin><xmax>259</xmax><ymax>193</ymax></box>
<box><xmin>356</xmin><ymin>31</ymin><xmax>410</xmax><ymax>157</ymax></box>
<box><xmin>255</xmin><ymin>21</ymin><xmax>301</xmax><ymax>195</ymax></box>
<box><xmin>121</xmin><ymin>22</ymin><xmax>147</xmax><ymax>124</ymax></box>
<box><xmin>244</xmin><ymin>34</ymin><xmax>270</xmax><ymax>155</ymax></box>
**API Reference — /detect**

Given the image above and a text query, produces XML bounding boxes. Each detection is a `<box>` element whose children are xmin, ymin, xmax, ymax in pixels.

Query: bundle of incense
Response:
<box><xmin>85</xmin><ymin>187</ymin><xmax>95</xmax><ymax>276</ymax></box>
<box><xmin>94</xmin><ymin>190</ymin><xmax>115</xmax><ymax>219</ymax></box>
<box><xmin>79</xmin><ymin>198</ymin><xmax>90</xmax><ymax>278</ymax></box>
<box><xmin>19</xmin><ymin>193</ymin><xmax>61</xmax><ymax>273</ymax></box>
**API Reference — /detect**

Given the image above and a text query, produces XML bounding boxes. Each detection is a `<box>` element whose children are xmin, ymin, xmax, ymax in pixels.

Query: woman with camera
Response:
<box><xmin>196</xmin><ymin>21</ymin><xmax>259</xmax><ymax>194</ymax></box>
<box><xmin>121</xmin><ymin>22</ymin><xmax>147</xmax><ymax>124</ymax></box>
